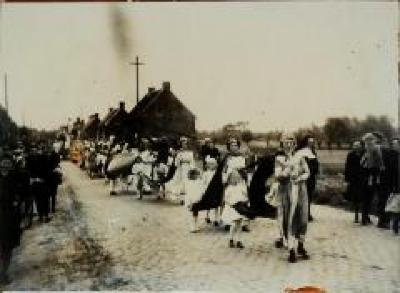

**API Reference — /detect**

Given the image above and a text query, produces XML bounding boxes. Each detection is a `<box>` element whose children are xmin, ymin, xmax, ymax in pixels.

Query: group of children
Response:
<box><xmin>183</xmin><ymin>134</ymin><xmax>313</xmax><ymax>263</ymax></box>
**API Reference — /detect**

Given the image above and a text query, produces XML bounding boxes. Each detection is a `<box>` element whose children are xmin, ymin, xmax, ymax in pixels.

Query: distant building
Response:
<box><xmin>81</xmin><ymin>113</ymin><xmax>100</xmax><ymax>140</ymax></box>
<box><xmin>129</xmin><ymin>82</ymin><xmax>196</xmax><ymax>139</ymax></box>
<box><xmin>98</xmin><ymin>102</ymin><xmax>130</xmax><ymax>141</ymax></box>
<box><xmin>71</xmin><ymin>117</ymin><xmax>85</xmax><ymax>139</ymax></box>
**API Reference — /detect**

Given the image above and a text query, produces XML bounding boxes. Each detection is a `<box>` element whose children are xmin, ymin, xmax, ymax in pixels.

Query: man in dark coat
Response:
<box><xmin>26</xmin><ymin>147</ymin><xmax>51</xmax><ymax>223</ymax></box>
<box><xmin>0</xmin><ymin>154</ymin><xmax>21</xmax><ymax>285</ymax></box>
<box><xmin>374</xmin><ymin>133</ymin><xmax>395</xmax><ymax>229</ymax></box>
<box><xmin>45</xmin><ymin>148</ymin><xmax>62</xmax><ymax>213</ymax></box>
<box><xmin>345</xmin><ymin>140</ymin><xmax>364</xmax><ymax>223</ymax></box>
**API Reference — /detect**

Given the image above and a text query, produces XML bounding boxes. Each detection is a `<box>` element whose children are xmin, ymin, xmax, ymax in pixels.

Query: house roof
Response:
<box><xmin>130</xmin><ymin>89</ymin><xmax>161</xmax><ymax>116</ymax></box>
<box><xmin>130</xmin><ymin>88</ymin><xmax>195</xmax><ymax>118</ymax></box>
<box><xmin>83</xmin><ymin>114</ymin><xmax>100</xmax><ymax>132</ymax></box>
<box><xmin>99</xmin><ymin>108</ymin><xmax>117</xmax><ymax>128</ymax></box>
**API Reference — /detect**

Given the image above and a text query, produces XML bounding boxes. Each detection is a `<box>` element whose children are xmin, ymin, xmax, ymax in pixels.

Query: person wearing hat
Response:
<box><xmin>0</xmin><ymin>154</ymin><xmax>20</xmax><ymax>284</ymax></box>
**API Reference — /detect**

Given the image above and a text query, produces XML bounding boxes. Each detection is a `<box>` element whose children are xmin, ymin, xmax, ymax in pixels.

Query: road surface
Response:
<box><xmin>5</xmin><ymin>162</ymin><xmax>400</xmax><ymax>292</ymax></box>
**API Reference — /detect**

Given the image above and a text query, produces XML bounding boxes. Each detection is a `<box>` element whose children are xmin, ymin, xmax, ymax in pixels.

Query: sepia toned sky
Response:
<box><xmin>0</xmin><ymin>2</ymin><xmax>398</xmax><ymax>132</ymax></box>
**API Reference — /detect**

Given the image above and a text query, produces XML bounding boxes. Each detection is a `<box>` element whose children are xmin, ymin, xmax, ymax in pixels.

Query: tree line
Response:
<box><xmin>197</xmin><ymin>115</ymin><xmax>398</xmax><ymax>149</ymax></box>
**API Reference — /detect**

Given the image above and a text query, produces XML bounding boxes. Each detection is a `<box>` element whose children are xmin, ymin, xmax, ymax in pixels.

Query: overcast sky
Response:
<box><xmin>0</xmin><ymin>2</ymin><xmax>398</xmax><ymax>132</ymax></box>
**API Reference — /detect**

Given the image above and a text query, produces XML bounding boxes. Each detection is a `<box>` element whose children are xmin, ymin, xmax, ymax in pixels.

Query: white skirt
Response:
<box><xmin>222</xmin><ymin>205</ymin><xmax>245</xmax><ymax>224</ymax></box>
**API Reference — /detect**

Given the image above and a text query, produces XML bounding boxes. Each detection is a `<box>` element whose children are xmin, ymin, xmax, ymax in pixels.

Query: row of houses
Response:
<box><xmin>64</xmin><ymin>81</ymin><xmax>196</xmax><ymax>142</ymax></box>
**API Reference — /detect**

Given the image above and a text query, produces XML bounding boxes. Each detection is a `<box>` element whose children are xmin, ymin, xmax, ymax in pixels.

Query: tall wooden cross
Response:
<box><xmin>129</xmin><ymin>56</ymin><xmax>145</xmax><ymax>105</ymax></box>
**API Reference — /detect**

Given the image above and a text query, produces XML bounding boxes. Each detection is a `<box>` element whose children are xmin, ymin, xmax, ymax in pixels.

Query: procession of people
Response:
<box><xmin>1</xmin><ymin>129</ymin><xmax>399</xmax><ymax>285</ymax></box>
<box><xmin>69</xmin><ymin>129</ymin><xmax>399</xmax><ymax>265</ymax></box>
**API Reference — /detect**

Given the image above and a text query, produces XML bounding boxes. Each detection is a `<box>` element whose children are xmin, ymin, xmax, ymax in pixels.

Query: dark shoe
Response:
<box><xmin>224</xmin><ymin>225</ymin><xmax>230</xmax><ymax>231</ymax></box>
<box><xmin>229</xmin><ymin>239</ymin><xmax>235</xmax><ymax>248</ymax></box>
<box><xmin>242</xmin><ymin>226</ymin><xmax>250</xmax><ymax>232</ymax></box>
<box><xmin>308</xmin><ymin>215</ymin><xmax>314</xmax><ymax>222</ymax></box>
<box><xmin>274</xmin><ymin>238</ymin><xmax>284</xmax><ymax>249</ymax></box>
<box><xmin>361</xmin><ymin>218</ymin><xmax>371</xmax><ymax>226</ymax></box>
<box><xmin>288</xmin><ymin>249</ymin><xmax>296</xmax><ymax>263</ymax></box>
<box><xmin>205</xmin><ymin>218</ymin><xmax>211</xmax><ymax>224</ymax></box>
<box><xmin>213</xmin><ymin>221</ymin><xmax>219</xmax><ymax>227</ymax></box>
<box><xmin>180</xmin><ymin>200</ymin><xmax>185</xmax><ymax>206</ymax></box>
<box><xmin>297</xmin><ymin>243</ymin><xmax>310</xmax><ymax>260</ymax></box>
<box><xmin>236</xmin><ymin>241</ymin><xmax>244</xmax><ymax>249</ymax></box>
<box><xmin>44</xmin><ymin>217</ymin><xmax>51</xmax><ymax>223</ymax></box>
<box><xmin>110</xmin><ymin>191</ymin><xmax>117</xmax><ymax>196</ymax></box>
<box><xmin>377</xmin><ymin>221</ymin><xmax>390</xmax><ymax>229</ymax></box>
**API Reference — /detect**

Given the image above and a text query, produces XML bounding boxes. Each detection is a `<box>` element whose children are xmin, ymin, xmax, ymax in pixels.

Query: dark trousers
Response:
<box><xmin>49</xmin><ymin>185</ymin><xmax>58</xmax><ymax>213</ymax></box>
<box><xmin>347</xmin><ymin>182</ymin><xmax>362</xmax><ymax>221</ymax></box>
<box><xmin>377</xmin><ymin>186</ymin><xmax>391</xmax><ymax>226</ymax></box>
<box><xmin>31</xmin><ymin>182</ymin><xmax>49</xmax><ymax>220</ymax></box>
<box><xmin>362</xmin><ymin>184</ymin><xmax>375</xmax><ymax>224</ymax></box>
<box><xmin>392</xmin><ymin>214</ymin><xmax>399</xmax><ymax>234</ymax></box>
<box><xmin>306</xmin><ymin>177</ymin><xmax>316</xmax><ymax>218</ymax></box>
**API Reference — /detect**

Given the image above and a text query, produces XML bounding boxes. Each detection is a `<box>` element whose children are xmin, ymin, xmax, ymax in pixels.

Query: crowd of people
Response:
<box><xmin>345</xmin><ymin>133</ymin><xmax>400</xmax><ymax>233</ymax></box>
<box><xmin>74</xmin><ymin>132</ymin><xmax>325</xmax><ymax>264</ymax></box>
<box><xmin>1</xmin><ymin>130</ymin><xmax>399</xmax><ymax>285</ymax></box>
<box><xmin>0</xmin><ymin>142</ymin><xmax>62</xmax><ymax>285</ymax></box>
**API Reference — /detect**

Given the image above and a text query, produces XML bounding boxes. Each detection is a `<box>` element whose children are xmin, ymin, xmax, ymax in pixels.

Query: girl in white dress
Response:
<box><xmin>222</xmin><ymin>138</ymin><xmax>250</xmax><ymax>232</ymax></box>
<box><xmin>223</xmin><ymin>170</ymin><xmax>248</xmax><ymax>249</ymax></box>
<box><xmin>185</xmin><ymin>168</ymin><xmax>204</xmax><ymax>233</ymax></box>
<box><xmin>166</xmin><ymin>137</ymin><xmax>195</xmax><ymax>204</ymax></box>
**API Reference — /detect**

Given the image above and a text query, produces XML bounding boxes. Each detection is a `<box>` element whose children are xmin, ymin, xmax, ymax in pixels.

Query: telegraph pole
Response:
<box><xmin>129</xmin><ymin>56</ymin><xmax>145</xmax><ymax>105</ymax></box>
<box><xmin>4</xmin><ymin>73</ymin><xmax>8</xmax><ymax>114</ymax></box>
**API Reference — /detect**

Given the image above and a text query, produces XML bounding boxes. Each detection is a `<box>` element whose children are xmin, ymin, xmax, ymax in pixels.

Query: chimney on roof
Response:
<box><xmin>148</xmin><ymin>87</ymin><xmax>156</xmax><ymax>94</ymax></box>
<box><xmin>94</xmin><ymin>113</ymin><xmax>99</xmax><ymax>120</ymax></box>
<box><xmin>119</xmin><ymin>101</ymin><xmax>125</xmax><ymax>110</ymax></box>
<box><xmin>162</xmin><ymin>81</ymin><xmax>170</xmax><ymax>92</ymax></box>
<box><xmin>109</xmin><ymin>107</ymin><xmax>113</xmax><ymax>113</ymax></box>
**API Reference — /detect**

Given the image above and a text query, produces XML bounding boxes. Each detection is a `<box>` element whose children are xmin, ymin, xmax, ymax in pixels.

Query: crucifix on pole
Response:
<box><xmin>129</xmin><ymin>56</ymin><xmax>145</xmax><ymax>105</ymax></box>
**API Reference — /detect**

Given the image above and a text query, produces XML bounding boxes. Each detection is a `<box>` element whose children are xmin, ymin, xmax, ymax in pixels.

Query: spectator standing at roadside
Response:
<box><xmin>345</xmin><ymin>140</ymin><xmax>365</xmax><ymax>223</ymax></box>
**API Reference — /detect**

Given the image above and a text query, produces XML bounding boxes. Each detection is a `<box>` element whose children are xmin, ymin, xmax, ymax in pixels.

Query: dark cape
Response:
<box><xmin>192</xmin><ymin>154</ymin><xmax>277</xmax><ymax>219</ymax></box>
<box><xmin>233</xmin><ymin>154</ymin><xmax>276</xmax><ymax>220</ymax></box>
<box><xmin>191</xmin><ymin>155</ymin><xmax>227</xmax><ymax>212</ymax></box>
<box><xmin>157</xmin><ymin>156</ymin><xmax>177</xmax><ymax>185</ymax></box>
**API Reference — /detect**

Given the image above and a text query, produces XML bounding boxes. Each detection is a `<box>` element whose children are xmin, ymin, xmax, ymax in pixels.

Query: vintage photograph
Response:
<box><xmin>0</xmin><ymin>1</ymin><xmax>399</xmax><ymax>292</ymax></box>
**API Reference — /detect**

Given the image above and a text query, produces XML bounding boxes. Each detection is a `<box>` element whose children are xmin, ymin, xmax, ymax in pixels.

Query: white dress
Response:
<box><xmin>221</xmin><ymin>155</ymin><xmax>248</xmax><ymax>223</ymax></box>
<box><xmin>185</xmin><ymin>179</ymin><xmax>205</xmax><ymax>210</ymax></box>
<box><xmin>222</xmin><ymin>184</ymin><xmax>248</xmax><ymax>223</ymax></box>
<box><xmin>166</xmin><ymin>150</ymin><xmax>195</xmax><ymax>197</ymax></box>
